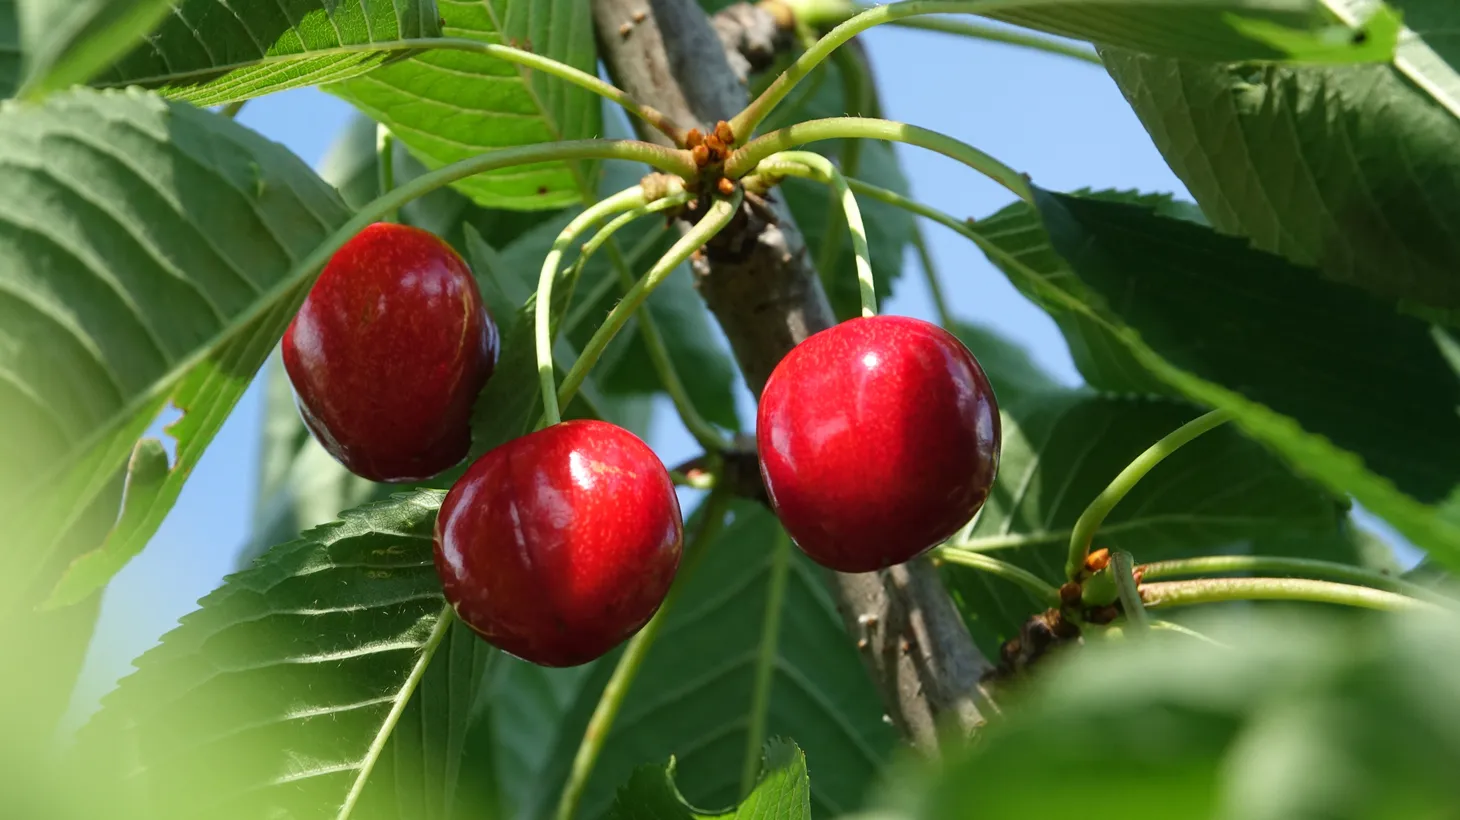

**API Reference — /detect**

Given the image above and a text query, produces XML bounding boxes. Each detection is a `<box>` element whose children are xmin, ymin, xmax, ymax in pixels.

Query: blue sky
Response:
<box><xmin>68</xmin><ymin>25</ymin><xmax>1415</xmax><ymax>720</ymax></box>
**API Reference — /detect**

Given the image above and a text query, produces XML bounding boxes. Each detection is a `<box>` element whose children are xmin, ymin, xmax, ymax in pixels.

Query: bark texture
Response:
<box><xmin>592</xmin><ymin>0</ymin><xmax>994</xmax><ymax>750</ymax></box>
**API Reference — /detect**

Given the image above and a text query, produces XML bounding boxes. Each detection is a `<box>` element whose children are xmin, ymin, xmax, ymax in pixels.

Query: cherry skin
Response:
<box><xmin>282</xmin><ymin>222</ymin><xmax>498</xmax><ymax>483</ymax></box>
<box><xmin>756</xmin><ymin>315</ymin><xmax>1000</xmax><ymax>573</ymax></box>
<box><xmin>434</xmin><ymin>419</ymin><xmax>684</xmax><ymax>667</ymax></box>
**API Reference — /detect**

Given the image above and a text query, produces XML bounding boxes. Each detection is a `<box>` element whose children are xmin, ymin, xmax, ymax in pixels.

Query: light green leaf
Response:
<box><xmin>0</xmin><ymin>87</ymin><xmax>350</xmax><ymax>611</ymax></box>
<box><xmin>524</xmin><ymin>501</ymin><xmax>894</xmax><ymax>820</ymax></box>
<box><xmin>989</xmin><ymin>0</ymin><xmax>1397</xmax><ymax>62</ymax></box>
<box><xmin>79</xmin><ymin>490</ymin><xmax>496</xmax><ymax>820</ymax></box>
<box><xmin>976</xmin><ymin>188</ymin><xmax>1460</xmax><ymax>572</ymax></box>
<box><xmin>15</xmin><ymin>0</ymin><xmax>174</xmax><ymax>98</ymax></box>
<box><xmin>946</xmin><ymin>322</ymin><xmax>1358</xmax><ymax>655</ymax></box>
<box><xmin>896</xmin><ymin>609</ymin><xmax>1460</xmax><ymax>820</ymax></box>
<box><xmin>1102</xmin><ymin>28</ymin><xmax>1460</xmax><ymax>313</ymax></box>
<box><xmin>607</xmin><ymin>738</ymin><xmax>812</xmax><ymax>820</ymax></box>
<box><xmin>91</xmin><ymin>0</ymin><xmax>442</xmax><ymax>105</ymax></box>
<box><xmin>328</xmin><ymin>0</ymin><xmax>602</xmax><ymax>210</ymax></box>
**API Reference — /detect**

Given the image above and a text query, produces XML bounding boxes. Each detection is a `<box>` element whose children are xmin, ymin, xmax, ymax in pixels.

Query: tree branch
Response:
<box><xmin>592</xmin><ymin>0</ymin><xmax>993</xmax><ymax>750</ymax></box>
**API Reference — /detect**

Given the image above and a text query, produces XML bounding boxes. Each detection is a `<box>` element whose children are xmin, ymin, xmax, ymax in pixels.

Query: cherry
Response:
<box><xmin>756</xmin><ymin>315</ymin><xmax>1000</xmax><ymax>573</ymax></box>
<box><xmin>434</xmin><ymin>419</ymin><xmax>683</xmax><ymax>667</ymax></box>
<box><xmin>282</xmin><ymin>222</ymin><xmax>498</xmax><ymax>483</ymax></box>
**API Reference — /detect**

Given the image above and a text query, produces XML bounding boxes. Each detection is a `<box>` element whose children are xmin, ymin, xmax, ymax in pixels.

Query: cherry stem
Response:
<box><xmin>376</xmin><ymin>123</ymin><xmax>397</xmax><ymax>223</ymax></box>
<box><xmin>1140</xmin><ymin>577</ymin><xmax>1442</xmax><ymax>614</ymax></box>
<box><xmin>935</xmin><ymin>547</ymin><xmax>1059</xmax><ymax>605</ymax></box>
<box><xmin>912</xmin><ymin>224</ymin><xmax>954</xmax><ymax>328</ymax></box>
<box><xmin>669</xmin><ymin>469</ymin><xmax>717</xmax><ymax>489</ymax></box>
<box><xmin>1111</xmin><ymin>550</ymin><xmax>1149</xmax><ymax>633</ymax></box>
<box><xmin>730</xmin><ymin>0</ymin><xmax>1087</xmax><ymax>138</ymax></box>
<box><xmin>554</xmin><ymin>490</ymin><xmax>732</xmax><ymax>820</ymax></box>
<box><xmin>545</xmin><ymin>192</ymin><xmax>743</xmax><ymax>426</ymax></box>
<box><xmin>596</xmin><ymin>207</ymin><xmax>734</xmax><ymax>453</ymax></box>
<box><xmin>219</xmin><ymin>100</ymin><xmax>246</xmax><ymax>118</ymax></box>
<box><xmin>1064</xmin><ymin>410</ymin><xmax>1231</xmax><ymax>581</ymax></box>
<box><xmin>795</xmin><ymin>3</ymin><xmax>1102</xmax><ymax>66</ymax></box>
<box><xmin>1138</xmin><ymin>554</ymin><xmax>1448</xmax><ymax>605</ymax></box>
<box><xmin>763</xmin><ymin>151</ymin><xmax>877</xmax><ymax>317</ymax></box>
<box><xmin>535</xmin><ymin>186</ymin><xmax>672</xmax><ymax>427</ymax></box>
<box><xmin>730</xmin><ymin>117</ymin><xmax>1032</xmax><ymax>203</ymax></box>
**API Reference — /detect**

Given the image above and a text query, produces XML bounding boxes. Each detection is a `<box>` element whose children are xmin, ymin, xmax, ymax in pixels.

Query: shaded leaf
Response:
<box><xmin>0</xmin><ymin>87</ymin><xmax>349</xmax><ymax>611</ymax></box>
<box><xmin>1014</xmin><ymin>189</ymin><xmax>1460</xmax><ymax>568</ymax></box>
<box><xmin>1102</xmin><ymin>34</ymin><xmax>1460</xmax><ymax>313</ymax></box>
<box><xmin>524</xmin><ymin>501</ymin><xmax>893</xmax><ymax>820</ymax></box>
<box><xmin>15</xmin><ymin>0</ymin><xmax>173</xmax><ymax>98</ymax></box>
<box><xmin>93</xmin><ymin>0</ymin><xmax>442</xmax><ymax>105</ymax></box>
<box><xmin>896</xmin><ymin>609</ymin><xmax>1460</xmax><ymax>820</ymax></box>
<box><xmin>946</xmin><ymin>322</ymin><xmax>1357</xmax><ymax>655</ymax></box>
<box><xmin>328</xmin><ymin>0</ymin><xmax>602</xmax><ymax>210</ymax></box>
<box><xmin>608</xmin><ymin>738</ymin><xmax>811</xmax><ymax>820</ymax></box>
<box><xmin>989</xmin><ymin>0</ymin><xmax>1397</xmax><ymax>62</ymax></box>
<box><xmin>80</xmin><ymin>490</ymin><xmax>494</xmax><ymax>820</ymax></box>
<box><xmin>0</xmin><ymin>2</ymin><xmax>17</xmax><ymax>97</ymax></box>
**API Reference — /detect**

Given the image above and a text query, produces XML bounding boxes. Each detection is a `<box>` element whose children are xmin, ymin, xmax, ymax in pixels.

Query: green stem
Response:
<box><xmin>814</xmin><ymin>45</ymin><xmax>875</xmax><ymax>282</ymax></box>
<box><xmin>912</xmin><ymin>223</ymin><xmax>954</xmax><ymax>327</ymax></box>
<box><xmin>670</xmin><ymin>469</ymin><xmax>717</xmax><ymax>490</ymax></box>
<box><xmin>733</xmin><ymin>117</ymin><xmax>1031</xmax><ymax>203</ymax></box>
<box><xmin>767</xmin><ymin>151</ymin><xmax>877</xmax><ymax>316</ymax></box>
<box><xmin>563</xmin><ymin>212</ymin><xmax>673</xmax><ymax>333</ymax></box>
<box><xmin>1148</xmin><ymin>619</ymin><xmax>1228</xmax><ymax>647</ymax></box>
<box><xmin>741</xmin><ymin>527</ymin><xmax>792</xmax><ymax>797</ymax></box>
<box><xmin>1138</xmin><ymin>554</ymin><xmax>1447</xmax><ymax>605</ymax></box>
<box><xmin>1140</xmin><ymin>577</ymin><xmax>1441</xmax><ymax>614</ymax></box>
<box><xmin>935</xmin><ymin>547</ymin><xmax>1059</xmax><ymax>605</ymax></box>
<box><xmin>547</xmin><ymin>193</ymin><xmax>743</xmax><ymax>423</ymax></box>
<box><xmin>730</xmin><ymin>0</ymin><xmax>1090</xmax><ymax>137</ymax></box>
<box><xmin>799</xmin><ymin>5</ymin><xmax>1102</xmax><ymax>66</ymax></box>
<box><xmin>1111</xmin><ymin>551</ymin><xmax>1148</xmax><ymax>633</ymax></box>
<box><xmin>220</xmin><ymin>100</ymin><xmax>246</xmax><ymax>118</ymax></box>
<box><xmin>535</xmin><ymin>187</ymin><xmax>662</xmax><ymax>427</ymax></box>
<box><xmin>376</xmin><ymin>123</ymin><xmax>397</xmax><ymax>222</ymax></box>
<box><xmin>1065</xmin><ymin>410</ymin><xmax>1230</xmax><ymax>581</ymax></box>
<box><xmin>417</xmin><ymin>37</ymin><xmax>684</xmax><ymax>141</ymax></box>
<box><xmin>596</xmin><ymin>213</ymin><xmax>733</xmax><ymax>453</ymax></box>
<box><xmin>554</xmin><ymin>491</ymin><xmax>732</xmax><ymax>820</ymax></box>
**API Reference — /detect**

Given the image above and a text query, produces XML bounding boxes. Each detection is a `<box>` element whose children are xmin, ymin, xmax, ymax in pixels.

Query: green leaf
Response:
<box><xmin>1101</xmin><ymin>31</ymin><xmax>1460</xmax><ymax>314</ymax></box>
<box><xmin>989</xmin><ymin>0</ymin><xmax>1397</xmax><ymax>62</ymax></box>
<box><xmin>91</xmin><ymin>0</ymin><xmax>442</xmax><ymax>105</ymax></box>
<box><xmin>945</xmin><ymin>321</ymin><xmax>1358</xmax><ymax>655</ymax></box>
<box><xmin>328</xmin><ymin>0</ymin><xmax>602</xmax><ymax>210</ymax></box>
<box><xmin>79</xmin><ymin>489</ymin><xmax>496</xmax><ymax>820</ymax></box>
<box><xmin>43</xmin><ymin>436</ymin><xmax>170</xmax><ymax>608</ymax></box>
<box><xmin>977</xmin><ymin>189</ymin><xmax>1460</xmax><ymax>571</ymax></box>
<box><xmin>0</xmin><ymin>3</ymin><xmax>18</xmax><ymax>97</ymax></box>
<box><xmin>896</xmin><ymin>609</ymin><xmax>1460</xmax><ymax>820</ymax></box>
<box><xmin>0</xmin><ymin>87</ymin><xmax>350</xmax><ymax>611</ymax></box>
<box><xmin>524</xmin><ymin>501</ymin><xmax>894</xmax><ymax>820</ymax></box>
<box><xmin>15</xmin><ymin>0</ymin><xmax>174</xmax><ymax>98</ymax></box>
<box><xmin>608</xmin><ymin>738</ymin><xmax>811</xmax><ymax>820</ymax></box>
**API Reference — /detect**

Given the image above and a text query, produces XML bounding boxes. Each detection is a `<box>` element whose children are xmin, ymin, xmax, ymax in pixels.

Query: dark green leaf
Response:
<box><xmin>896</xmin><ymin>609</ymin><xmax>1460</xmax><ymax>820</ymax></box>
<box><xmin>608</xmin><ymin>738</ymin><xmax>811</xmax><ymax>820</ymax></box>
<box><xmin>328</xmin><ymin>0</ymin><xmax>602</xmax><ymax>210</ymax></box>
<box><xmin>524</xmin><ymin>501</ymin><xmax>894</xmax><ymax>820</ymax></box>
<box><xmin>946</xmin><ymin>322</ymin><xmax>1358</xmax><ymax>655</ymax></box>
<box><xmin>15</xmin><ymin>0</ymin><xmax>174</xmax><ymax>98</ymax></box>
<box><xmin>92</xmin><ymin>0</ymin><xmax>442</xmax><ymax>105</ymax></box>
<box><xmin>0</xmin><ymin>87</ymin><xmax>350</xmax><ymax>611</ymax></box>
<box><xmin>80</xmin><ymin>490</ymin><xmax>495</xmax><ymax>820</ymax></box>
<box><xmin>989</xmin><ymin>0</ymin><xmax>1397</xmax><ymax>62</ymax></box>
<box><xmin>1102</xmin><ymin>34</ymin><xmax>1460</xmax><ymax>313</ymax></box>
<box><xmin>0</xmin><ymin>2</ymin><xmax>18</xmax><ymax>97</ymax></box>
<box><xmin>1010</xmin><ymin>189</ymin><xmax>1460</xmax><ymax>568</ymax></box>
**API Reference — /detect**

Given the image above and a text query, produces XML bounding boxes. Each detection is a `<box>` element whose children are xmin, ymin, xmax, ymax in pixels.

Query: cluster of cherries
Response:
<box><xmin>283</xmin><ymin>222</ymin><xmax>1001</xmax><ymax>667</ymax></box>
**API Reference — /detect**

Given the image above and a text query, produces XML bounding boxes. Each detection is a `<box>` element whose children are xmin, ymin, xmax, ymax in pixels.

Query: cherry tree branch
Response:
<box><xmin>592</xmin><ymin>0</ymin><xmax>993</xmax><ymax>750</ymax></box>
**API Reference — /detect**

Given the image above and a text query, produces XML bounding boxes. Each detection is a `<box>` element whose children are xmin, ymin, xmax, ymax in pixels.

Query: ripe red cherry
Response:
<box><xmin>282</xmin><ymin>222</ymin><xmax>498</xmax><ymax>483</ymax></box>
<box><xmin>434</xmin><ymin>419</ymin><xmax>684</xmax><ymax>667</ymax></box>
<box><xmin>756</xmin><ymin>315</ymin><xmax>1000</xmax><ymax>573</ymax></box>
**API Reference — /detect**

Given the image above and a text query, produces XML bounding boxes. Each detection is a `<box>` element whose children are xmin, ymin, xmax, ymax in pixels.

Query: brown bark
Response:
<box><xmin>592</xmin><ymin>0</ymin><xmax>994</xmax><ymax>750</ymax></box>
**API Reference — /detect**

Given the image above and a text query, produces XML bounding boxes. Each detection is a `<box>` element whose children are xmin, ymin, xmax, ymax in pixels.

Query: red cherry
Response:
<box><xmin>282</xmin><ymin>223</ymin><xmax>498</xmax><ymax>482</ymax></box>
<box><xmin>756</xmin><ymin>315</ymin><xmax>1000</xmax><ymax>573</ymax></box>
<box><xmin>434</xmin><ymin>419</ymin><xmax>684</xmax><ymax>667</ymax></box>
